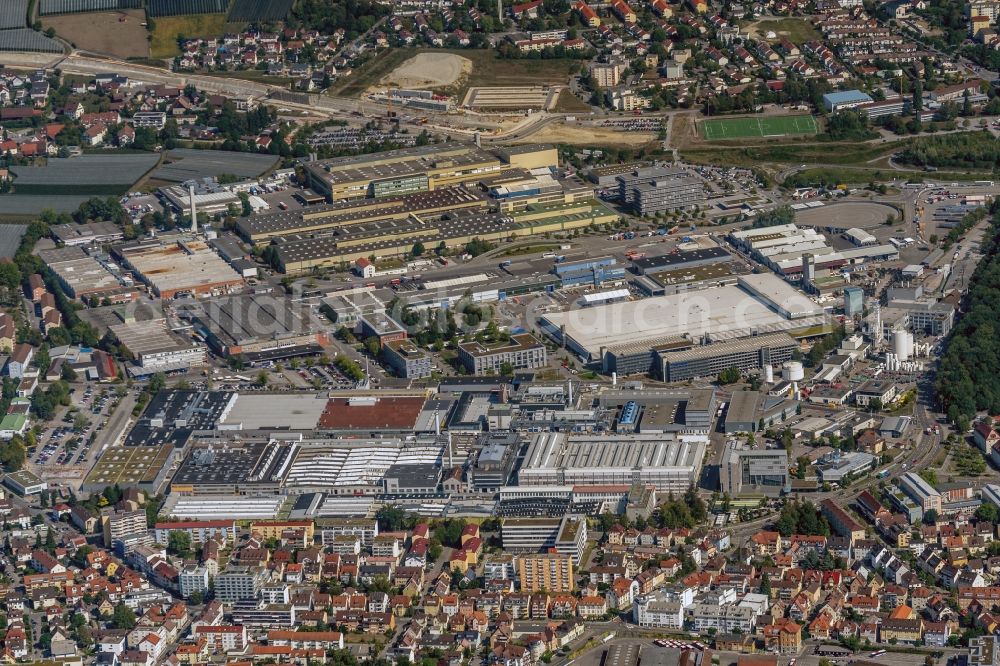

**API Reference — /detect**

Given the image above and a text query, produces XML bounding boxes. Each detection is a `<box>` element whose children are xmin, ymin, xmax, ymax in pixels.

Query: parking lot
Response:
<box><xmin>31</xmin><ymin>385</ymin><xmax>121</xmax><ymax>470</ymax></box>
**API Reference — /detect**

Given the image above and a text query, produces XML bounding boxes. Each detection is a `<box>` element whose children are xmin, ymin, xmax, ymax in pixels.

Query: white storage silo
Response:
<box><xmin>782</xmin><ymin>361</ymin><xmax>804</xmax><ymax>382</ymax></box>
<box><xmin>893</xmin><ymin>330</ymin><xmax>912</xmax><ymax>362</ymax></box>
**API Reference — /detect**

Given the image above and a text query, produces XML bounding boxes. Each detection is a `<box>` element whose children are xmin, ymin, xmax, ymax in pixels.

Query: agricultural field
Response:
<box><xmin>151</xmin><ymin>148</ymin><xmax>278</xmax><ymax>182</ymax></box>
<box><xmin>0</xmin><ymin>0</ymin><xmax>28</xmax><ymax>29</ymax></box>
<box><xmin>149</xmin><ymin>12</ymin><xmax>226</xmax><ymax>57</ymax></box>
<box><xmin>0</xmin><ymin>224</ymin><xmax>27</xmax><ymax>258</ymax></box>
<box><xmin>700</xmin><ymin>114</ymin><xmax>819</xmax><ymax>140</ymax></box>
<box><xmin>38</xmin><ymin>0</ymin><xmax>141</xmax><ymax>15</ymax></box>
<box><xmin>10</xmin><ymin>154</ymin><xmax>160</xmax><ymax>195</ymax></box>
<box><xmin>147</xmin><ymin>0</ymin><xmax>228</xmax><ymax>17</ymax></box>
<box><xmin>0</xmin><ymin>28</ymin><xmax>62</xmax><ymax>52</ymax></box>
<box><xmin>227</xmin><ymin>0</ymin><xmax>292</xmax><ymax>22</ymax></box>
<box><xmin>0</xmin><ymin>195</ymin><xmax>94</xmax><ymax>218</ymax></box>
<box><xmin>43</xmin><ymin>9</ymin><xmax>149</xmax><ymax>58</ymax></box>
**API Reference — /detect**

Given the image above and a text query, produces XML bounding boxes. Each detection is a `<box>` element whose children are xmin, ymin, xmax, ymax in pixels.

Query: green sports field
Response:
<box><xmin>700</xmin><ymin>114</ymin><xmax>820</xmax><ymax>140</ymax></box>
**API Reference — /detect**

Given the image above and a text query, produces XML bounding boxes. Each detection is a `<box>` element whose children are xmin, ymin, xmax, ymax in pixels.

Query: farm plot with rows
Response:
<box><xmin>147</xmin><ymin>0</ymin><xmax>228</xmax><ymax>16</ymax></box>
<box><xmin>10</xmin><ymin>154</ymin><xmax>159</xmax><ymax>195</ymax></box>
<box><xmin>0</xmin><ymin>224</ymin><xmax>28</xmax><ymax>257</ymax></box>
<box><xmin>39</xmin><ymin>0</ymin><xmax>141</xmax><ymax>15</ymax></box>
<box><xmin>227</xmin><ymin>0</ymin><xmax>292</xmax><ymax>21</ymax></box>
<box><xmin>0</xmin><ymin>28</ymin><xmax>62</xmax><ymax>51</ymax></box>
<box><xmin>0</xmin><ymin>195</ymin><xmax>93</xmax><ymax>217</ymax></box>
<box><xmin>151</xmin><ymin>149</ymin><xmax>278</xmax><ymax>182</ymax></box>
<box><xmin>0</xmin><ymin>0</ymin><xmax>28</xmax><ymax>29</ymax></box>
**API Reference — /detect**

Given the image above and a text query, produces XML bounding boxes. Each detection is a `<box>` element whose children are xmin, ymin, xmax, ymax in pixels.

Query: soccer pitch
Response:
<box><xmin>700</xmin><ymin>115</ymin><xmax>819</xmax><ymax>139</ymax></box>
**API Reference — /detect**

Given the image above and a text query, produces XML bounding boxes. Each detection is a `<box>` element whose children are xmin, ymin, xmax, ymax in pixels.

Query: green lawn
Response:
<box><xmin>150</xmin><ymin>13</ymin><xmax>228</xmax><ymax>59</ymax></box>
<box><xmin>751</xmin><ymin>18</ymin><xmax>821</xmax><ymax>43</ymax></box>
<box><xmin>701</xmin><ymin>114</ymin><xmax>819</xmax><ymax>140</ymax></box>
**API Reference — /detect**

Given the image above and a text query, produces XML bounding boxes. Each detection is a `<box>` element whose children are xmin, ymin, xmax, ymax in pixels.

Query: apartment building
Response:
<box><xmin>317</xmin><ymin>518</ymin><xmax>379</xmax><ymax>547</ymax></box>
<box><xmin>194</xmin><ymin>625</ymin><xmax>248</xmax><ymax>653</ymax></box>
<box><xmin>516</xmin><ymin>552</ymin><xmax>575</xmax><ymax>593</ymax></box>
<box><xmin>179</xmin><ymin>565</ymin><xmax>211</xmax><ymax>599</ymax></box>
<box><xmin>501</xmin><ymin>515</ymin><xmax>588</xmax><ymax>564</ymax></box>
<box><xmin>589</xmin><ymin>61</ymin><xmax>624</xmax><ymax>87</ymax></box>
<box><xmin>214</xmin><ymin>566</ymin><xmax>270</xmax><ymax>604</ymax></box>
<box><xmin>153</xmin><ymin>520</ymin><xmax>236</xmax><ymax>547</ymax></box>
<box><xmin>689</xmin><ymin>603</ymin><xmax>756</xmax><ymax>633</ymax></box>
<box><xmin>101</xmin><ymin>509</ymin><xmax>149</xmax><ymax>549</ymax></box>
<box><xmin>634</xmin><ymin>595</ymin><xmax>684</xmax><ymax>628</ymax></box>
<box><xmin>898</xmin><ymin>472</ymin><xmax>943</xmax><ymax>514</ymax></box>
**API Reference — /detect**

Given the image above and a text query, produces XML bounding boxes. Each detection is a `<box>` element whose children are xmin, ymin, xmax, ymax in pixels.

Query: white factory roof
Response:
<box><xmin>839</xmin><ymin>244</ymin><xmax>900</xmax><ymax>260</ymax></box>
<box><xmin>582</xmin><ymin>289</ymin><xmax>630</xmax><ymax>305</ymax></box>
<box><xmin>161</xmin><ymin>494</ymin><xmax>284</xmax><ymax>520</ymax></box>
<box><xmin>518</xmin><ymin>432</ymin><xmax>708</xmax><ymax>490</ymax></box>
<box><xmin>109</xmin><ymin>318</ymin><xmax>199</xmax><ymax>358</ymax></box>
<box><xmin>730</xmin><ymin>223</ymin><xmax>799</xmax><ymax>239</ymax></box>
<box><xmin>217</xmin><ymin>393</ymin><xmax>329</xmax><ymax>430</ymax></box>
<box><xmin>421</xmin><ymin>273</ymin><xmax>491</xmax><ymax>290</ymax></box>
<box><xmin>758</xmin><ymin>239</ymin><xmax>831</xmax><ymax>257</ymax></box>
<box><xmin>543</xmin><ymin>274</ymin><xmax>821</xmax><ymax>357</ymax></box>
<box><xmin>845</xmin><ymin>228</ymin><xmax>877</xmax><ymax>245</ymax></box>
<box><xmin>749</xmin><ymin>231</ymin><xmax>825</xmax><ymax>251</ymax></box>
<box><xmin>314</xmin><ymin>495</ymin><xmax>376</xmax><ymax>517</ymax></box>
<box><xmin>774</xmin><ymin>252</ymin><xmax>845</xmax><ymax>270</ymax></box>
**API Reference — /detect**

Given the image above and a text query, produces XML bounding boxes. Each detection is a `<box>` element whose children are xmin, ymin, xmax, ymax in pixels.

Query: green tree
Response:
<box><xmin>60</xmin><ymin>364</ymin><xmax>77</xmax><ymax>381</ymax></box>
<box><xmin>977</xmin><ymin>502</ymin><xmax>1000</xmax><ymax>523</ymax></box>
<box><xmin>148</xmin><ymin>372</ymin><xmax>166</xmax><ymax>394</ymax></box>
<box><xmin>111</xmin><ymin>604</ymin><xmax>136</xmax><ymax>630</ymax></box>
<box><xmin>376</xmin><ymin>505</ymin><xmax>415</xmax><ymax>532</ymax></box>
<box><xmin>436</xmin><ymin>518</ymin><xmax>468</xmax><ymax>548</ymax></box>
<box><xmin>751</xmin><ymin>205</ymin><xmax>795</xmax><ymax>229</ymax></box>
<box><xmin>717</xmin><ymin>367</ymin><xmax>741</xmax><ymax>384</ymax></box>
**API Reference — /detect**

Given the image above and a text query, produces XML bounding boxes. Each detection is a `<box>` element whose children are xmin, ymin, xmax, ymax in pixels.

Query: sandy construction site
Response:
<box><xmin>511</xmin><ymin>121</ymin><xmax>658</xmax><ymax>146</ymax></box>
<box><xmin>378</xmin><ymin>52</ymin><xmax>472</xmax><ymax>89</ymax></box>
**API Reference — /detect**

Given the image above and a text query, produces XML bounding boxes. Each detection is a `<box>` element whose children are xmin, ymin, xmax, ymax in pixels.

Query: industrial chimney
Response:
<box><xmin>188</xmin><ymin>185</ymin><xmax>198</xmax><ymax>233</ymax></box>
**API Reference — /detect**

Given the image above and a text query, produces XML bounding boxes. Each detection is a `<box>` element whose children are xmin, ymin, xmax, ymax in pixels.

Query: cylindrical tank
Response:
<box><xmin>893</xmin><ymin>330</ymin><xmax>912</xmax><ymax>362</ymax></box>
<box><xmin>764</xmin><ymin>365</ymin><xmax>774</xmax><ymax>384</ymax></box>
<box><xmin>782</xmin><ymin>361</ymin><xmax>804</xmax><ymax>382</ymax></box>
